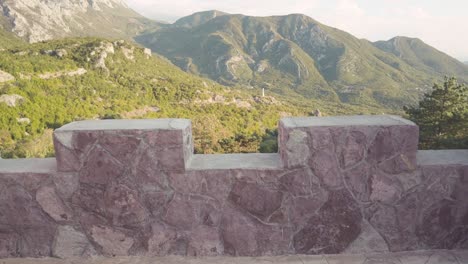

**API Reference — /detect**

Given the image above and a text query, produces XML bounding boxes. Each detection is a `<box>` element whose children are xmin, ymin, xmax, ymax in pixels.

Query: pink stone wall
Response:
<box><xmin>0</xmin><ymin>116</ymin><xmax>467</xmax><ymax>258</ymax></box>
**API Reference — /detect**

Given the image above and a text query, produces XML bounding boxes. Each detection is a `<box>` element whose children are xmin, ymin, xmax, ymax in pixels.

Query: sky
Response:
<box><xmin>125</xmin><ymin>0</ymin><xmax>468</xmax><ymax>61</ymax></box>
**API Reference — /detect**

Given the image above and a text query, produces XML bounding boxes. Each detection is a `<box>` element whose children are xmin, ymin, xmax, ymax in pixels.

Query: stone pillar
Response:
<box><xmin>53</xmin><ymin>119</ymin><xmax>193</xmax><ymax>173</ymax></box>
<box><xmin>279</xmin><ymin>115</ymin><xmax>419</xmax><ymax>189</ymax></box>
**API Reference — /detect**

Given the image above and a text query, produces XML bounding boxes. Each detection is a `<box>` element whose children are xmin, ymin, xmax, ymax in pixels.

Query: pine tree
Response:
<box><xmin>405</xmin><ymin>77</ymin><xmax>468</xmax><ymax>149</ymax></box>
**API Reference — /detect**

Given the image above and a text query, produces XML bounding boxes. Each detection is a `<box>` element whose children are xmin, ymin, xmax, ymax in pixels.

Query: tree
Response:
<box><xmin>405</xmin><ymin>77</ymin><xmax>468</xmax><ymax>149</ymax></box>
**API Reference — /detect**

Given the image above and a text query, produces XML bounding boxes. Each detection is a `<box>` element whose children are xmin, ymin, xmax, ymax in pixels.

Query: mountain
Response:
<box><xmin>0</xmin><ymin>26</ymin><xmax>390</xmax><ymax>158</ymax></box>
<box><xmin>0</xmin><ymin>24</ymin><xmax>23</xmax><ymax>49</ymax></box>
<box><xmin>136</xmin><ymin>11</ymin><xmax>468</xmax><ymax>109</ymax></box>
<box><xmin>374</xmin><ymin>36</ymin><xmax>468</xmax><ymax>80</ymax></box>
<box><xmin>0</xmin><ymin>0</ymin><xmax>159</xmax><ymax>43</ymax></box>
<box><xmin>174</xmin><ymin>10</ymin><xmax>228</xmax><ymax>28</ymax></box>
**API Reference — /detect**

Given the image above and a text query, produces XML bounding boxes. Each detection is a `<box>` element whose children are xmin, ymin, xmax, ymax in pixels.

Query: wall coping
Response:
<box><xmin>55</xmin><ymin>118</ymin><xmax>191</xmax><ymax>131</ymax></box>
<box><xmin>0</xmin><ymin>158</ymin><xmax>57</xmax><ymax>173</ymax></box>
<box><xmin>281</xmin><ymin>115</ymin><xmax>416</xmax><ymax>128</ymax></box>
<box><xmin>187</xmin><ymin>153</ymin><xmax>282</xmax><ymax>170</ymax></box>
<box><xmin>417</xmin><ymin>149</ymin><xmax>468</xmax><ymax>165</ymax></box>
<box><xmin>2</xmin><ymin>151</ymin><xmax>466</xmax><ymax>174</ymax></box>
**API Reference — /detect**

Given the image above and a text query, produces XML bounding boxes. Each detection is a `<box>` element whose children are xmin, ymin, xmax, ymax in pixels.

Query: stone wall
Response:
<box><xmin>0</xmin><ymin>115</ymin><xmax>467</xmax><ymax>258</ymax></box>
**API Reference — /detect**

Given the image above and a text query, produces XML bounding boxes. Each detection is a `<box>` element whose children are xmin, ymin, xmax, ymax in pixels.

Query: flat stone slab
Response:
<box><xmin>281</xmin><ymin>115</ymin><xmax>415</xmax><ymax>128</ymax></box>
<box><xmin>417</xmin><ymin>150</ymin><xmax>468</xmax><ymax>165</ymax></box>
<box><xmin>1</xmin><ymin>250</ymin><xmax>466</xmax><ymax>264</ymax></box>
<box><xmin>187</xmin><ymin>153</ymin><xmax>283</xmax><ymax>170</ymax></box>
<box><xmin>55</xmin><ymin>118</ymin><xmax>190</xmax><ymax>131</ymax></box>
<box><xmin>0</xmin><ymin>158</ymin><xmax>57</xmax><ymax>173</ymax></box>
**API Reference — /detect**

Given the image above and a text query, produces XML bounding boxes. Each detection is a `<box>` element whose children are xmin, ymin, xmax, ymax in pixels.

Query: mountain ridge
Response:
<box><xmin>136</xmin><ymin>12</ymin><xmax>468</xmax><ymax>109</ymax></box>
<box><xmin>373</xmin><ymin>36</ymin><xmax>468</xmax><ymax>79</ymax></box>
<box><xmin>0</xmin><ymin>5</ymin><xmax>467</xmax><ymax>110</ymax></box>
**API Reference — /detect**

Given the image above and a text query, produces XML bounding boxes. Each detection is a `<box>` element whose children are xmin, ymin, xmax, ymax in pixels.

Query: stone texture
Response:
<box><xmin>36</xmin><ymin>186</ymin><xmax>73</xmax><ymax>222</ymax></box>
<box><xmin>89</xmin><ymin>225</ymin><xmax>134</xmax><ymax>256</ymax></box>
<box><xmin>52</xmin><ymin>225</ymin><xmax>94</xmax><ymax>258</ymax></box>
<box><xmin>164</xmin><ymin>194</ymin><xmax>220</xmax><ymax>230</ymax></box>
<box><xmin>338</xmin><ymin>130</ymin><xmax>367</xmax><ymax>169</ymax></box>
<box><xmin>229</xmin><ymin>180</ymin><xmax>283</xmax><ymax>220</ymax></box>
<box><xmin>79</xmin><ymin>146</ymin><xmax>125</xmax><ymax>185</ymax></box>
<box><xmin>187</xmin><ymin>225</ymin><xmax>224</xmax><ymax>256</ymax></box>
<box><xmin>293</xmin><ymin>189</ymin><xmax>362</xmax><ymax>254</ymax></box>
<box><xmin>282</xmin><ymin>129</ymin><xmax>310</xmax><ymax>168</ymax></box>
<box><xmin>220</xmin><ymin>207</ymin><xmax>291</xmax><ymax>256</ymax></box>
<box><xmin>1</xmin><ymin>116</ymin><xmax>468</xmax><ymax>258</ymax></box>
<box><xmin>103</xmin><ymin>183</ymin><xmax>148</xmax><ymax>227</ymax></box>
<box><xmin>147</xmin><ymin>222</ymin><xmax>177</xmax><ymax>256</ymax></box>
<box><xmin>310</xmin><ymin>150</ymin><xmax>342</xmax><ymax>188</ymax></box>
<box><xmin>344</xmin><ymin>220</ymin><xmax>389</xmax><ymax>253</ymax></box>
<box><xmin>0</xmin><ymin>182</ymin><xmax>56</xmax><ymax>257</ymax></box>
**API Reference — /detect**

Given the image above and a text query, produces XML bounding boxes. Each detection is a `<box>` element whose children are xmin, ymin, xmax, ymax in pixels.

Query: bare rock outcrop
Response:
<box><xmin>0</xmin><ymin>0</ymin><xmax>136</xmax><ymax>43</ymax></box>
<box><xmin>144</xmin><ymin>48</ymin><xmax>152</xmax><ymax>58</ymax></box>
<box><xmin>0</xmin><ymin>70</ymin><xmax>15</xmax><ymax>83</ymax></box>
<box><xmin>38</xmin><ymin>68</ymin><xmax>87</xmax><ymax>79</ymax></box>
<box><xmin>0</xmin><ymin>94</ymin><xmax>24</xmax><ymax>107</ymax></box>
<box><xmin>121</xmin><ymin>46</ymin><xmax>135</xmax><ymax>60</ymax></box>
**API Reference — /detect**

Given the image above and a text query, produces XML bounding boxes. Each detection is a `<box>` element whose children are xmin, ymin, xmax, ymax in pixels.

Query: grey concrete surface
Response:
<box><xmin>0</xmin><ymin>158</ymin><xmax>57</xmax><ymax>173</ymax></box>
<box><xmin>417</xmin><ymin>149</ymin><xmax>468</xmax><ymax>165</ymax></box>
<box><xmin>187</xmin><ymin>153</ymin><xmax>282</xmax><ymax>170</ymax></box>
<box><xmin>56</xmin><ymin>118</ymin><xmax>191</xmax><ymax>131</ymax></box>
<box><xmin>281</xmin><ymin>115</ymin><xmax>415</xmax><ymax>128</ymax></box>
<box><xmin>2</xmin><ymin>250</ymin><xmax>467</xmax><ymax>264</ymax></box>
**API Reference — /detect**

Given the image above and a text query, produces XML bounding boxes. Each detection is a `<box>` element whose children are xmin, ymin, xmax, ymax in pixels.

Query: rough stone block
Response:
<box><xmin>279</xmin><ymin>115</ymin><xmax>418</xmax><ymax>171</ymax></box>
<box><xmin>54</xmin><ymin>119</ymin><xmax>192</xmax><ymax>173</ymax></box>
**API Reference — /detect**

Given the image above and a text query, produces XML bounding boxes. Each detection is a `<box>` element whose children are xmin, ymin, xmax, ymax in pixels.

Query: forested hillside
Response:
<box><xmin>0</xmin><ymin>36</ymin><xmax>391</xmax><ymax>158</ymax></box>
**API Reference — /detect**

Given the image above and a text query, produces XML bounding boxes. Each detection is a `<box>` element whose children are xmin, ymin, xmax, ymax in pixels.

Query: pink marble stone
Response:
<box><xmin>309</xmin><ymin>149</ymin><xmax>343</xmax><ymax>188</ymax></box>
<box><xmin>99</xmin><ymin>133</ymin><xmax>141</xmax><ymax>163</ymax></box>
<box><xmin>187</xmin><ymin>225</ymin><xmax>224</xmax><ymax>256</ymax></box>
<box><xmin>0</xmin><ymin>182</ymin><xmax>56</xmax><ymax>257</ymax></box>
<box><xmin>293</xmin><ymin>189</ymin><xmax>362</xmax><ymax>254</ymax></box>
<box><xmin>228</xmin><ymin>180</ymin><xmax>283</xmax><ymax>220</ymax></box>
<box><xmin>79</xmin><ymin>146</ymin><xmax>125</xmax><ymax>185</ymax></box>
<box><xmin>53</xmin><ymin>136</ymin><xmax>81</xmax><ymax>172</ymax></box>
<box><xmin>89</xmin><ymin>225</ymin><xmax>134</xmax><ymax>256</ymax></box>
<box><xmin>164</xmin><ymin>194</ymin><xmax>220</xmax><ymax>230</ymax></box>
<box><xmin>103</xmin><ymin>183</ymin><xmax>148</xmax><ymax>227</ymax></box>
<box><xmin>36</xmin><ymin>185</ymin><xmax>73</xmax><ymax>222</ymax></box>
<box><xmin>338</xmin><ymin>130</ymin><xmax>367</xmax><ymax>169</ymax></box>
<box><xmin>147</xmin><ymin>222</ymin><xmax>177</xmax><ymax>256</ymax></box>
<box><xmin>344</xmin><ymin>162</ymin><xmax>372</xmax><ymax>202</ymax></box>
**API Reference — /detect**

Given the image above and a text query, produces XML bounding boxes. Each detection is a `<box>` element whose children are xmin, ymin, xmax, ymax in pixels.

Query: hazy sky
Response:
<box><xmin>125</xmin><ymin>0</ymin><xmax>468</xmax><ymax>61</ymax></box>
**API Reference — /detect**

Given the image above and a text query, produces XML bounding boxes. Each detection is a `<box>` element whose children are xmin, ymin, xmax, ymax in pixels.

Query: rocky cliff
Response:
<box><xmin>0</xmin><ymin>0</ymin><xmax>158</xmax><ymax>42</ymax></box>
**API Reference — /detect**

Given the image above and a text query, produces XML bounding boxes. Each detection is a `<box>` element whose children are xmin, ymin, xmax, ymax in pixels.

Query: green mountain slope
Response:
<box><xmin>374</xmin><ymin>36</ymin><xmax>468</xmax><ymax>80</ymax></box>
<box><xmin>0</xmin><ymin>31</ymin><xmax>391</xmax><ymax>158</ymax></box>
<box><xmin>136</xmin><ymin>11</ymin><xmax>467</xmax><ymax>109</ymax></box>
